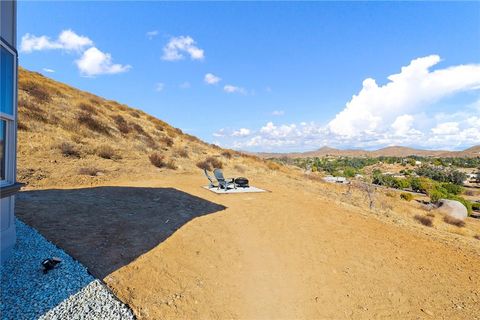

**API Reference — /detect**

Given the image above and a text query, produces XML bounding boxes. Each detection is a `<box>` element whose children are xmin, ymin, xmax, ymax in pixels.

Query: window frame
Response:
<box><xmin>0</xmin><ymin>38</ymin><xmax>17</xmax><ymax>187</ymax></box>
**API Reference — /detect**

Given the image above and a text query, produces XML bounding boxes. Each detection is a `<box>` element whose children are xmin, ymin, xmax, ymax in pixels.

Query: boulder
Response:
<box><xmin>436</xmin><ymin>199</ymin><xmax>468</xmax><ymax>220</ymax></box>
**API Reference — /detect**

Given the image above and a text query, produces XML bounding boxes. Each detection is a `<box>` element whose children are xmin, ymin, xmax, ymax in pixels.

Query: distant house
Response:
<box><xmin>1</xmin><ymin>0</ymin><xmax>20</xmax><ymax>263</ymax></box>
<box><xmin>323</xmin><ymin>176</ymin><xmax>349</xmax><ymax>184</ymax></box>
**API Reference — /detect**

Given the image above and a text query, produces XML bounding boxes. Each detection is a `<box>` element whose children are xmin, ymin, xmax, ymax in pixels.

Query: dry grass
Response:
<box><xmin>112</xmin><ymin>115</ymin><xmax>131</xmax><ymax>134</ymax></box>
<box><xmin>159</xmin><ymin>136</ymin><xmax>174</xmax><ymax>148</ymax></box>
<box><xmin>443</xmin><ymin>215</ymin><xmax>465</xmax><ymax>228</ymax></box>
<box><xmin>221</xmin><ymin>151</ymin><xmax>233</xmax><ymax>159</ymax></box>
<box><xmin>58</xmin><ymin>142</ymin><xmax>81</xmax><ymax>158</ymax></box>
<box><xmin>266</xmin><ymin>160</ymin><xmax>281</xmax><ymax>171</ymax></box>
<box><xmin>77</xmin><ymin>112</ymin><xmax>110</xmax><ymax>135</ymax></box>
<box><xmin>21</xmin><ymin>81</ymin><xmax>52</xmax><ymax>103</ymax></box>
<box><xmin>149</xmin><ymin>153</ymin><xmax>176</xmax><ymax>169</ymax></box>
<box><xmin>78</xmin><ymin>167</ymin><xmax>100</xmax><ymax>176</ymax></box>
<box><xmin>414</xmin><ymin>215</ymin><xmax>433</xmax><ymax>227</ymax></box>
<box><xmin>173</xmin><ymin>148</ymin><xmax>189</xmax><ymax>158</ymax></box>
<box><xmin>96</xmin><ymin>145</ymin><xmax>119</xmax><ymax>160</ymax></box>
<box><xmin>234</xmin><ymin>164</ymin><xmax>246</xmax><ymax>174</ymax></box>
<box><xmin>77</xmin><ymin>102</ymin><xmax>97</xmax><ymax>115</ymax></box>
<box><xmin>196</xmin><ymin>157</ymin><xmax>223</xmax><ymax>171</ymax></box>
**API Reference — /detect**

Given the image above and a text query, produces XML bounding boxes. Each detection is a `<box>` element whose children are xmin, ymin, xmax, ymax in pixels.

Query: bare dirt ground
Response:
<box><xmin>16</xmin><ymin>171</ymin><xmax>480</xmax><ymax>320</ymax></box>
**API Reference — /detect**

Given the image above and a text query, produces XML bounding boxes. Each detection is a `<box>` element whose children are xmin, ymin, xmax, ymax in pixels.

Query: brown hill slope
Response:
<box><xmin>258</xmin><ymin>145</ymin><xmax>479</xmax><ymax>159</ymax></box>
<box><xmin>17</xmin><ymin>68</ymin><xmax>279</xmax><ymax>188</ymax></box>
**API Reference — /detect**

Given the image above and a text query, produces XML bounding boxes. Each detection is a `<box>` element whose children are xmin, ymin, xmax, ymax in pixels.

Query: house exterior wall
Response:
<box><xmin>0</xmin><ymin>0</ymin><xmax>19</xmax><ymax>264</ymax></box>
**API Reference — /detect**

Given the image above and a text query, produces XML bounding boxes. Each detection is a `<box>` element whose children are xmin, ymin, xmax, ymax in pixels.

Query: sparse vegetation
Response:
<box><xmin>77</xmin><ymin>112</ymin><xmax>110</xmax><ymax>135</ymax></box>
<box><xmin>173</xmin><ymin>148</ymin><xmax>189</xmax><ymax>158</ymax></box>
<box><xmin>78</xmin><ymin>167</ymin><xmax>100</xmax><ymax>176</ymax></box>
<box><xmin>443</xmin><ymin>215</ymin><xmax>465</xmax><ymax>227</ymax></box>
<box><xmin>400</xmin><ymin>192</ymin><xmax>414</xmax><ymax>201</ymax></box>
<box><xmin>21</xmin><ymin>81</ymin><xmax>52</xmax><ymax>103</ymax></box>
<box><xmin>266</xmin><ymin>161</ymin><xmax>281</xmax><ymax>171</ymax></box>
<box><xmin>77</xmin><ymin>102</ymin><xmax>97</xmax><ymax>114</ymax></box>
<box><xmin>58</xmin><ymin>142</ymin><xmax>81</xmax><ymax>158</ymax></box>
<box><xmin>96</xmin><ymin>145</ymin><xmax>119</xmax><ymax>160</ymax></box>
<box><xmin>159</xmin><ymin>136</ymin><xmax>174</xmax><ymax>148</ymax></box>
<box><xmin>196</xmin><ymin>157</ymin><xmax>223</xmax><ymax>171</ymax></box>
<box><xmin>149</xmin><ymin>153</ymin><xmax>177</xmax><ymax>169</ymax></box>
<box><xmin>113</xmin><ymin>115</ymin><xmax>131</xmax><ymax>134</ymax></box>
<box><xmin>221</xmin><ymin>151</ymin><xmax>233</xmax><ymax>159</ymax></box>
<box><xmin>414</xmin><ymin>215</ymin><xmax>433</xmax><ymax>227</ymax></box>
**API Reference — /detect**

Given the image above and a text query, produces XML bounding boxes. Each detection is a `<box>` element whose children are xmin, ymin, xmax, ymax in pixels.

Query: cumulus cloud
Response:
<box><xmin>213</xmin><ymin>128</ymin><xmax>227</xmax><ymax>137</ymax></box>
<box><xmin>21</xmin><ymin>30</ymin><xmax>93</xmax><ymax>53</ymax></box>
<box><xmin>146</xmin><ymin>30</ymin><xmax>159</xmax><ymax>39</ymax></box>
<box><xmin>222</xmin><ymin>56</ymin><xmax>480</xmax><ymax>152</ymax></box>
<box><xmin>224</xmin><ymin>85</ymin><xmax>246</xmax><ymax>94</ymax></box>
<box><xmin>162</xmin><ymin>36</ymin><xmax>204</xmax><ymax>61</ymax></box>
<box><xmin>328</xmin><ymin>55</ymin><xmax>480</xmax><ymax>137</ymax></box>
<box><xmin>204</xmin><ymin>73</ymin><xmax>221</xmax><ymax>85</ymax></box>
<box><xmin>75</xmin><ymin>47</ymin><xmax>131</xmax><ymax>77</ymax></box>
<box><xmin>232</xmin><ymin>128</ymin><xmax>251</xmax><ymax>137</ymax></box>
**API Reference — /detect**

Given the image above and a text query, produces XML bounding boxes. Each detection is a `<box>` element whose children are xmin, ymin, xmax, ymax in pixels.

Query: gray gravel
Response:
<box><xmin>1</xmin><ymin>219</ymin><xmax>134</xmax><ymax>320</ymax></box>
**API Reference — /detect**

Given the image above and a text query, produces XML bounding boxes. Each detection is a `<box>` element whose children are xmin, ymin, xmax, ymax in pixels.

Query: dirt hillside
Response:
<box><xmin>16</xmin><ymin>68</ymin><xmax>480</xmax><ymax>319</ymax></box>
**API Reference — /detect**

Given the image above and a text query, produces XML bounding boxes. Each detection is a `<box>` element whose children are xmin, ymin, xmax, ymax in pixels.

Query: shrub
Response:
<box><xmin>221</xmin><ymin>151</ymin><xmax>233</xmax><ymax>159</ymax></box>
<box><xmin>442</xmin><ymin>183</ymin><xmax>463</xmax><ymax>195</ymax></box>
<box><xmin>21</xmin><ymin>81</ymin><xmax>52</xmax><ymax>103</ymax></box>
<box><xmin>96</xmin><ymin>145</ymin><xmax>118</xmax><ymax>159</ymax></box>
<box><xmin>159</xmin><ymin>136</ymin><xmax>174</xmax><ymax>147</ymax></box>
<box><xmin>474</xmin><ymin>235</ymin><xmax>480</xmax><ymax>240</ymax></box>
<box><xmin>113</xmin><ymin>115</ymin><xmax>130</xmax><ymax>134</ymax></box>
<box><xmin>414</xmin><ymin>215</ymin><xmax>433</xmax><ymax>227</ymax></box>
<box><xmin>472</xmin><ymin>202</ymin><xmax>480</xmax><ymax>211</ymax></box>
<box><xmin>77</xmin><ymin>112</ymin><xmax>110</xmax><ymax>135</ymax></box>
<box><xmin>266</xmin><ymin>161</ymin><xmax>281</xmax><ymax>171</ymax></box>
<box><xmin>443</xmin><ymin>215</ymin><xmax>465</xmax><ymax>227</ymax></box>
<box><xmin>58</xmin><ymin>142</ymin><xmax>80</xmax><ymax>158</ymax></box>
<box><xmin>400</xmin><ymin>192</ymin><xmax>414</xmax><ymax>201</ymax></box>
<box><xmin>149</xmin><ymin>153</ymin><xmax>165</xmax><ymax>168</ymax></box>
<box><xmin>132</xmin><ymin>123</ymin><xmax>149</xmax><ymax>136</ymax></box>
<box><xmin>78</xmin><ymin>167</ymin><xmax>100</xmax><ymax>176</ymax></box>
<box><xmin>165</xmin><ymin>159</ymin><xmax>177</xmax><ymax>170</ymax></box>
<box><xmin>196</xmin><ymin>156</ymin><xmax>223</xmax><ymax>171</ymax></box>
<box><xmin>77</xmin><ymin>102</ymin><xmax>97</xmax><ymax>114</ymax></box>
<box><xmin>173</xmin><ymin>148</ymin><xmax>189</xmax><ymax>158</ymax></box>
<box><xmin>17</xmin><ymin>122</ymin><xmax>28</xmax><ymax>131</ymax></box>
<box><xmin>130</xmin><ymin>110</ymin><xmax>141</xmax><ymax>118</ymax></box>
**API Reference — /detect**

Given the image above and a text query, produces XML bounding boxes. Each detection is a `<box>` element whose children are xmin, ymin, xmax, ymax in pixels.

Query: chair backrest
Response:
<box><xmin>213</xmin><ymin>168</ymin><xmax>225</xmax><ymax>182</ymax></box>
<box><xmin>204</xmin><ymin>168</ymin><xmax>215</xmax><ymax>184</ymax></box>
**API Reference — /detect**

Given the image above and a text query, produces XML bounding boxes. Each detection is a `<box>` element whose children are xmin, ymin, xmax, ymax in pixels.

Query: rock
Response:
<box><xmin>436</xmin><ymin>199</ymin><xmax>468</xmax><ymax>220</ymax></box>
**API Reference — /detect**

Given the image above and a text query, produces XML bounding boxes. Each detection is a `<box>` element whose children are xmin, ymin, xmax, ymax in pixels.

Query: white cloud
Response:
<box><xmin>75</xmin><ymin>47</ymin><xmax>131</xmax><ymax>77</ymax></box>
<box><xmin>431</xmin><ymin>122</ymin><xmax>460</xmax><ymax>135</ymax></box>
<box><xmin>328</xmin><ymin>55</ymin><xmax>480</xmax><ymax>138</ymax></box>
<box><xmin>204</xmin><ymin>73</ymin><xmax>221</xmax><ymax>85</ymax></box>
<box><xmin>146</xmin><ymin>30</ymin><xmax>159</xmax><ymax>39</ymax></box>
<box><xmin>162</xmin><ymin>36</ymin><xmax>204</xmax><ymax>61</ymax></box>
<box><xmin>232</xmin><ymin>128</ymin><xmax>251</xmax><ymax>137</ymax></box>
<box><xmin>21</xmin><ymin>30</ymin><xmax>93</xmax><ymax>53</ymax></box>
<box><xmin>213</xmin><ymin>128</ymin><xmax>227</xmax><ymax>137</ymax></box>
<box><xmin>42</xmin><ymin>68</ymin><xmax>55</xmax><ymax>73</ymax></box>
<box><xmin>155</xmin><ymin>82</ymin><xmax>165</xmax><ymax>92</ymax></box>
<box><xmin>272</xmin><ymin>110</ymin><xmax>285</xmax><ymax>116</ymax></box>
<box><xmin>224</xmin><ymin>85</ymin><xmax>247</xmax><ymax>95</ymax></box>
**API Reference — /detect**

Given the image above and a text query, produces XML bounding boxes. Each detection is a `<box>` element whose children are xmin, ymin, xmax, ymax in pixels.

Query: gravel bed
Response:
<box><xmin>1</xmin><ymin>219</ymin><xmax>134</xmax><ymax>320</ymax></box>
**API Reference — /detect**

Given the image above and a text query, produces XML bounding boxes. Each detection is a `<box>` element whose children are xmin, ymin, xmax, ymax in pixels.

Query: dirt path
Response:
<box><xmin>17</xmin><ymin>173</ymin><xmax>480</xmax><ymax>319</ymax></box>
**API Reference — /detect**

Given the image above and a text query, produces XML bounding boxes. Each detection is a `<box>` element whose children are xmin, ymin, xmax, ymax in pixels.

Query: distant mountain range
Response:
<box><xmin>256</xmin><ymin>145</ymin><xmax>480</xmax><ymax>159</ymax></box>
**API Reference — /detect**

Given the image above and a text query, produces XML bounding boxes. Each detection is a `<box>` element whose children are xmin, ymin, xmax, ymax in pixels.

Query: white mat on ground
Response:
<box><xmin>203</xmin><ymin>186</ymin><xmax>267</xmax><ymax>194</ymax></box>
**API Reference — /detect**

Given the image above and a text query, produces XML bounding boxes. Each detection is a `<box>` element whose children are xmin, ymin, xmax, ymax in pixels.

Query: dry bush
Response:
<box><xmin>96</xmin><ymin>145</ymin><xmax>120</xmax><ymax>160</ymax></box>
<box><xmin>149</xmin><ymin>153</ymin><xmax>166</xmax><ymax>168</ymax></box>
<box><xmin>17</xmin><ymin>122</ymin><xmax>28</xmax><ymax>131</ymax></box>
<box><xmin>132</xmin><ymin>123</ymin><xmax>151</xmax><ymax>138</ymax></box>
<box><xmin>18</xmin><ymin>97</ymin><xmax>48</xmax><ymax>123</ymax></box>
<box><xmin>159</xmin><ymin>136</ymin><xmax>174</xmax><ymax>148</ymax></box>
<box><xmin>443</xmin><ymin>215</ymin><xmax>465</xmax><ymax>228</ymax></box>
<box><xmin>77</xmin><ymin>112</ymin><xmax>110</xmax><ymax>135</ymax></box>
<box><xmin>78</xmin><ymin>167</ymin><xmax>100</xmax><ymax>176</ymax></box>
<box><xmin>155</xmin><ymin>124</ymin><xmax>164</xmax><ymax>132</ymax></box>
<box><xmin>221</xmin><ymin>151</ymin><xmax>233</xmax><ymax>159</ymax></box>
<box><xmin>173</xmin><ymin>148</ymin><xmax>189</xmax><ymax>158</ymax></box>
<box><xmin>464</xmin><ymin>189</ymin><xmax>475</xmax><ymax>196</ymax></box>
<box><xmin>196</xmin><ymin>156</ymin><xmax>223</xmax><ymax>171</ymax></box>
<box><xmin>414</xmin><ymin>215</ymin><xmax>433</xmax><ymax>227</ymax></box>
<box><xmin>474</xmin><ymin>235</ymin><xmax>480</xmax><ymax>240</ymax></box>
<box><xmin>21</xmin><ymin>81</ymin><xmax>52</xmax><ymax>103</ymax></box>
<box><xmin>385</xmin><ymin>191</ymin><xmax>396</xmax><ymax>197</ymax></box>
<box><xmin>130</xmin><ymin>110</ymin><xmax>141</xmax><ymax>118</ymax></box>
<box><xmin>234</xmin><ymin>164</ymin><xmax>246</xmax><ymax>174</ymax></box>
<box><xmin>77</xmin><ymin>102</ymin><xmax>97</xmax><ymax>114</ymax></box>
<box><xmin>165</xmin><ymin>159</ymin><xmax>178</xmax><ymax>170</ymax></box>
<box><xmin>266</xmin><ymin>160</ymin><xmax>281</xmax><ymax>171</ymax></box>
<box><xmin>58</xmin><ymin>142</ymin><xmax>81</xmax><ymax>158</ymax></box>
<box><xmin>112</xmin><ymin>115</ymin><xmax>131</xmax><ymax>134</ymax></box>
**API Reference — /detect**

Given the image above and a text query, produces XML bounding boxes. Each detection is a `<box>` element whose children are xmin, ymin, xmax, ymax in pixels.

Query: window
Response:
<box><xmin>0</xmin><ymin>40</ymin><xmax>15</xmax><ymax>185</ymax></box>
<box><xmin>1</xmin><ymin>46</ymin><xmax>14</xmax><ymax>116</ymax></box>
<box><xmin>0</xmin><ymin>120</ymin><xmax>5</xmax><ymax>180</ymax></box>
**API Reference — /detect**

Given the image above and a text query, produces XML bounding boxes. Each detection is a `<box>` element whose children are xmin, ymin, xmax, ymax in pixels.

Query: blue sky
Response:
<box><xmin>18</xmin><ymin>1</ymin><xmax>480</xmax><ymax>152</ymax></box>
